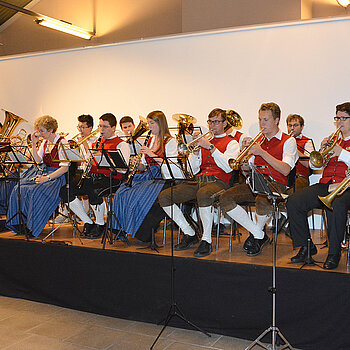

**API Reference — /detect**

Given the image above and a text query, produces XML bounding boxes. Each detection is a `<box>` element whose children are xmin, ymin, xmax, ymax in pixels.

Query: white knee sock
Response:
<box><xmin>162</xmin><ymin>205</ymin><xmax>195</xmax><ymax>236</ymax></box>
<box><xmin>82</xmin><ymin>199</ymin><xmax>90</xmax><ymax>214</ymax></box>
<box><xmin>256</xmin><ymin>214</ymin><xmax>270</xmax><ymax>231</ymax></box>
<box><xmin>69</xmin><ymin>198</ymin><xmax>93</xmax><ymax>224</ymax></box>
<box><xmin>226</xmin><ymin>205</ymin><xmax>265</xmax><ymax>239</ymax></box>
<box><xmin>92</xmin><ymin>203</ymin><xmax>105</xmax><ymax>226</ymax></box>
<box><xmin>199</xmin><ymin>206</ymin><xmax>213</xmax><ymax>244</ymax></box>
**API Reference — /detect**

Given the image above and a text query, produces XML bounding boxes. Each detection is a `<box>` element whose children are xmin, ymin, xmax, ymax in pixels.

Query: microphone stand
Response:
<box><xmin>150</xmin><ymin>155</ymin><xmax>210</xmax><ymax>350</ymax></box>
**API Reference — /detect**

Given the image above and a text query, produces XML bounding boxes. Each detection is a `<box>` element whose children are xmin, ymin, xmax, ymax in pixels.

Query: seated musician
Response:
<box><xmin>6</xmin><ymin>115</ymin><xmax>68</xmax><ymax>237</ymax></box>
<box><xmin>287</xmin><ymin>102</ymin><xmax>350</xmax><ymax>270</ymax></box>
<box><xmin>286</xmin><ymin>114</ymin><xmax>314</xmax><ymax>191</ymax></box>
<box><xmin>60</xmin><ymin>113</ymin><xmax>130</xmax><ymax>238</ymax></box>
<box><xmin>111</xmin><ymin>110</ymin><xmax>181</xmax><ymax>242</ymax></box>
<box><xmin>158</xmin><ymin>108</ymin><xmax>240</xmax><ymax>257</ymax></box>
<box><xmin>219</xmin><ymin>102</ymin><xmax>298</xmax><ymax>256</ymax></box>
<box><xmin>119</xmin><ymin>116</ymin><xmax>135</xmax><ymax>138</ymax></box>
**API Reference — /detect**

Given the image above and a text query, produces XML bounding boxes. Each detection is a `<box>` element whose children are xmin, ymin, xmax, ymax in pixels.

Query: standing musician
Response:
<box><xmin>218</xmin><ymin>102</ymin><xmax>298</xmax><ymax>256</ymax></box>
<box><xmin>158</xmin><ymin>108</ymin><xmax>240</xmax><ymax>257</ymax></box>
<box><xmin>287</xmin><ymin>102</ymin><xmax>350</xmax><ymax>270</ymax></box>
<box><xmin>286</xmin><ymin>114</ymin><xmax>314</xmax><ymax>191</ymax></box>
<box><xmin>111</xmin><ymin>110</ymin><xmax>181</xmax><ymax>242</ymax></box>
<box><xmin>60</xmin><ymin>113</ymin><xmax>130</xmax><ymax>238</ymax></box>
<box><xmin>7</xmin><ymin>115</ymin><xmax>68</xmax><ymax>237</ymax></box>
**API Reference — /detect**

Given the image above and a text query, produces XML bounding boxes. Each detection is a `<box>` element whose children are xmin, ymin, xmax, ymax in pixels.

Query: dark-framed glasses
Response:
<box><xmin>207</xmin><ymin>120</ymin><xmax>224</xmax><ymax>125</ymax></box>
<box><xmin>334</xmin><ymin>116</ymin><xmax>350</xmax><ymax>121</ymax></box>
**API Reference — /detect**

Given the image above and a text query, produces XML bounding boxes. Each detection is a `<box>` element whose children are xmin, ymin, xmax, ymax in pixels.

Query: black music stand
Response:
<box><xmin>245</xmin><ymin>165</ymin><xmax>293</xmax><ymax>350</ymax></box>
<box><xmin>91</xmin><ymin>148</ymin><xmax>129</xmax><ymax>248</ymax></box>
<box><xmin>4</xmin><ymin>145</ymin><xmax>36</xmax><ymax>239</ymax></box>
<box><xmin>150</xmin><ymin>155</ymin><xmax>210</xmax><ymax>350</ymax></box>
<box><xmin>42</xmin><ymin>144</ymin><xmax>84</xmax><ymax>243</ymax></box>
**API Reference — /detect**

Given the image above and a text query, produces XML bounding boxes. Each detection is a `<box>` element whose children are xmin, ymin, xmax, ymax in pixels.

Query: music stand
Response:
<box><xmin>91</xmin><ymin>148</ymin><xmax>129</xmax><ymax>248</ymax></box>
<box><xmin>42</xmin><ymin>144</ymin><xmax>84</xmax><ymax>243</ymax></box>
<box><xmin>245</xmin><ymin>165</ymin><xmax>293</xmax><ymax>350</ymax></box>
<box><xmin>150</xmin><ymin>154</ymin><xmax>210</xmax><ymax>350</ymax></box>
<box><xmin>4</xmin><ymin>145</ymin><xmax>36</xmax><ymax>239</ymax></box>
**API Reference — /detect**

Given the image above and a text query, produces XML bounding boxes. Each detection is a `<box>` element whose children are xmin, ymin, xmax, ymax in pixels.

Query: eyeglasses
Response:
<box><xmin>334</xmin><ymin>116</ymin><xmax>350</xmax><ymax>121</ymax></box>
<box><xmin>76</xmin><ymin>125</ymin><xmax>91</xmax><ymax>130</ymax></box>
<box><xmin>207</xmin><ymin>120</ymin><xmax>224</xmax><ymax>125</ymax></box>
<box><xmin>288</xmin><ymin>123</ymin><xmax>301</xmax><ymax>128</ymax></box>
<box><xmin>98</xmin><ymin>125</ymin><xmax>111</xmax><ymax>129</ymax></box>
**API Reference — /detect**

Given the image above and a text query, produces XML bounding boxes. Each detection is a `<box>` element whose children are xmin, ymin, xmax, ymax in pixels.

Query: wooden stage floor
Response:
<box><xmin>1</xmin><ymin>218</ymin><xmax>349</xmax><ymax>275</ymax></box>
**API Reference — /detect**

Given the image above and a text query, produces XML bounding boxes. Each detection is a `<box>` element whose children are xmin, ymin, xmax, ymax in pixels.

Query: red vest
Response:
<box><xmin>145</xmin><ymin>136</ymin><xmax>168</xmax><ymax>166</ymax></box>
<box><xmin>320</xmin><ymin>138</ymin><xmax>350</xmax><ymax>184</ymax></box>
<box><xmin>90</xmin><ymin>136</ymin><xmax>124</xmax><ymax>179</ymax></box>
<box><xmin>198</xmin><ymin>135</ymin><xmax>233</xmax><ymax>183</ymax></box>
<box><xmin>254</xmin><ymin>133</ymin><xmax>291</xmax><ymax>186</ymax></box>
<box><xmin>229</xmin><ymin>131</ymin><xmax>243</xmax><ymax>144</ymax></box>
<box><xmin>295</xmin><ymin>136</ymin><xmax>310</xmax><ymax>179</ymax></box>
<box><xmin>42</xmin><ymin>136</ymin><xmax>64</xmax><ymax>168</ymax></box>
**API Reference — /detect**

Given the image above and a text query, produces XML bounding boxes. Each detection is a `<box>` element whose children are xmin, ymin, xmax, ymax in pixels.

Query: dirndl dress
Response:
<box><xmin>111</xmin><ymin>165</ymin><xmax>164</xmax><ymax>237</ymax></box>
<box><xmin>6</xmin><ymin>164</ymin><xmax>66</xmax><ymax>236</ymax></box>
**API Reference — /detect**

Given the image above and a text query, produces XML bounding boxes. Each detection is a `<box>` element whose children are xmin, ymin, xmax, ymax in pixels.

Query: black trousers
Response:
<box><xmin>286</xmin><ymin>182</ymin><xmax>350</xmax><ymax>254</ymax></box>
<box><xmin>60</xmin><ymin>175</ymin><xmax>121</xmax><ymax>206</ymax></box>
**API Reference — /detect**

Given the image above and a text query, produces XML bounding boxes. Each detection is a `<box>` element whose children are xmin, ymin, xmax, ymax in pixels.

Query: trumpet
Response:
<box><xmin>318</xmin><ymin>174</ymin><xmax>350</xmax><ymax>210</ymax></box>
<box><xmin>177</xmin><ymin>131</ymin><xmax>214</xmax><ymax>156</ymax></box>
<box><xmin>68</xmin><ymin>129</ymin><xmax>99</xmax><ymax>149</ymax></box>
<box><xmin>228</xmin><ymin>130</ymin><xmax>265</xmax><ymax>170</ymax></box>
<box><xmin>309</xmin><ymin>127</ymin><xmax>342</xmax><ymax>168</ymax></box>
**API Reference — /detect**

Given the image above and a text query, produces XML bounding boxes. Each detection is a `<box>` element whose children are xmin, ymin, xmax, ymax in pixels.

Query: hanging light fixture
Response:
<box><xmin>0</xmin><ymin>0</ymin><xmax>94</xmax><ymax>40</ymax></box>
<box><xmin>337</xmin><ymin>0</ymin><xmax>350</xmax><ymax>8</ymax></box>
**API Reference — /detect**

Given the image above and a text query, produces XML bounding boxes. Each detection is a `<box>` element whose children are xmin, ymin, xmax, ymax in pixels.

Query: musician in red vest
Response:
<box><xmin>219</xmin><ymin>102</ymin><xmax>298</xmax><ymax>256</ymax></box>
<box><xmin>158</xmin><ymin>108</ymin><xmax>240</xmax><ymax>257</ymax></box>
<box><xmin>60</xmin><ymin>113</ymin><xmax>130</xmax><ymax>238</ymax></box>
<box><xmin>287</xmin><ymin>102</ymin><xmax>350</xmax><ymax>270</ymax></box>
<box><xmin>286</xmin><ymin>114</ymin><xmax>314</xmax><ymax>191</ymax></box>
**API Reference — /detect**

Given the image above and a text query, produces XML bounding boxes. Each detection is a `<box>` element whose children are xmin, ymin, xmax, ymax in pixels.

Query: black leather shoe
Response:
<box><xmin>290</xmin><ymin>244</ymin><xmax>317</xmax><ymax>263</ymax></box>
<box><xmin>246</xmin><ymin>234</ymin><xmax>270</xmax><ymax>257</ymax></box>
<box><xmin>174</xmin><ymin>234</ymin><xmax>199</xmax><ymax>251</ymax></box>
<box><xmin>88</xmin><ymin>224</ymin><xmax>105</xmax><ymax>239</ymax></box>
<box><xmin>81</xmin><ymin>223</ymin><xmax>95</xmax><ymax>238</ymax></box>
<box><xmin>243</xmin><ymin>233</ymin><xmax>254</xmax><ymax>252</ymax></box>
<box><xmin>323</xmin><ymin>252</ymin><xmax>341</xmax><ymax>270</ymax></box>
<box><xmin>194</xmin><ymin>240</ymin><xmax>212</xmax><ymax>257</ymax></box>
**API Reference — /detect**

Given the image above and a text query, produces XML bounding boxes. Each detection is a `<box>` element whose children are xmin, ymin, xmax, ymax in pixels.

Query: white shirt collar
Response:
<box><xmin>214</xmin><ymin>133</ymin><xmax>226</xmax><ymax>138</ymax></box>
<box><xmin>265</xmin><ymin>129</ymin><xmax>282</xmax><ymax>141</ymax></box>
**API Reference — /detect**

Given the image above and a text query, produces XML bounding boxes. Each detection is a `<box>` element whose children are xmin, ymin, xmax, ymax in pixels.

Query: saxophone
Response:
<box><xmin>125</xmin><ymin>131</ymin><xmax>152</xmax><ymax>187</ymax></box>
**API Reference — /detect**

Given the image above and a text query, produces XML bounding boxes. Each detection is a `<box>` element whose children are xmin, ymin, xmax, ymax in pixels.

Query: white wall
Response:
<box><xmin>0</xmin><ymin>16</ymin><xmax>349</xmax><ymax>149</ymax></box>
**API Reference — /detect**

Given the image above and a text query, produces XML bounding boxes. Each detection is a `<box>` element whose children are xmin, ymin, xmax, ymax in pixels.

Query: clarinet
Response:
<box><xmin>125</xmin><ymin>131</ymin><xmax>152</xmax><ymax>187</ymax></box>
<box><xmin>77</xmin><ymin>135</ymin><xmax>102</xmax><ymax>188</ymax></box>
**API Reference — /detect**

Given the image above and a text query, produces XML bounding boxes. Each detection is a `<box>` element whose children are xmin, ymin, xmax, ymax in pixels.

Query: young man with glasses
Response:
<box><xmin>287</xmin><ymin>102</ymin><xmax>350</xmax><ymax>270</ymax></box>
<box><xmin>286</xmin><ymin>114</ymin><xmax>315</xmax><ymax>191</ymax></box>
<box><xmin>60</xmin><ymin>113</ymin><xmax>130</xmax><ymax>238</ymax></box>
<box><xmin>158</xmin><ymin>108</ymin><xmax>240</xmax><ymax>257</ymax></box>
<box><xmin>218</xmin><ymin>102</ymin><xmax>298</xmax><ymax>257</ymax></box>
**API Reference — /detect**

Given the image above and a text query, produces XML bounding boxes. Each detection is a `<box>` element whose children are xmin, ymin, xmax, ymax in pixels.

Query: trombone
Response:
<box><xmin>309</xmin><ymin>127</ymin><xmax>342</xmax><ymax>168</ymax></box>
<box><xmin>228</xmin><ymin>130</ymin><xmax>265</xmax><ymax>170</ymax></box>
<box><xmin>318</xmin><ymin>173</ymin><xmax>350</xmax><ymax>210</ymax></box>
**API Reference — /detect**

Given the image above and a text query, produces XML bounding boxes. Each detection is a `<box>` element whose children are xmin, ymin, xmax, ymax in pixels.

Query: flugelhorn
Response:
<box><xmin>126</xmin><ymin>116</ymin><xmax>149</xmax><ymax>143</ymax></box>
<box><xmin>318</xmin><ymin>173</ymin><xmax>350</xmax><ymax>210</ymax></box>
<box><xmin>309</xmin><ymin>127</ymin><xmax>342</xmax><ymax>168</ymax></box>
<box><xmin>228</xmin><ymin>130</ymin><xmax>265</xmax><ymax>170</ymax></box>
<box><xmin>178</xmin><ymin>130</ymin><xmax>214</xmax><ymax>156</ymax></box>
<box><xmin>68</xmin><ymin>129</ymin><xmax>99</xmax><ymax>149</ymax></box>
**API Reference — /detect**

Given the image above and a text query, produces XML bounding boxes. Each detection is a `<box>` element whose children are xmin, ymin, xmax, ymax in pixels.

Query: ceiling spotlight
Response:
<box><xmin>337</xmin><ymin>0</ymin><xmax>350</xmax><ymax>8</ymax></box>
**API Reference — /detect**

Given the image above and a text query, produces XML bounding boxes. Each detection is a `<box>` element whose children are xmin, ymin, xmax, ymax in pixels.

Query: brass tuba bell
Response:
<box><xmin>0</xmin><ymin>110</ymin><xmax>28</xmax><ymax>141</ymax></box>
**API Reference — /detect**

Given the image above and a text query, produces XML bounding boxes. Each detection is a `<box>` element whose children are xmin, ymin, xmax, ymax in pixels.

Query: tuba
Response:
<box><xmin>309</xmin><ymin>127</ymin><xmax>342</xmax><ymax>168</ymax></box>
<box><xmin>0</xmin><ymin>110</ymin><xmax>27</xmax><ymax>141</ymax></box>
<box><xmin>318</xmin><ymin>174</ymin><xmax>350</xmax><ymax>210</ymax></box>
<box><xmin>172</xmin><ymin>113</ymin><xmax>197</xmax><ymax>135</ymax></box>
<box><xmin>127</xmin><ymin>116</ymin><xmax>149</xmax><ymax>143</ymax></box>
<box><xmin>225</xmin><ymin>110</ymin><xmax>243</xmax><ymax>131</ymax></box>
<box><xmin>228</xmin><ymin>130</ymin><xmax>265</xmax><ymax>170</ymax></box>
